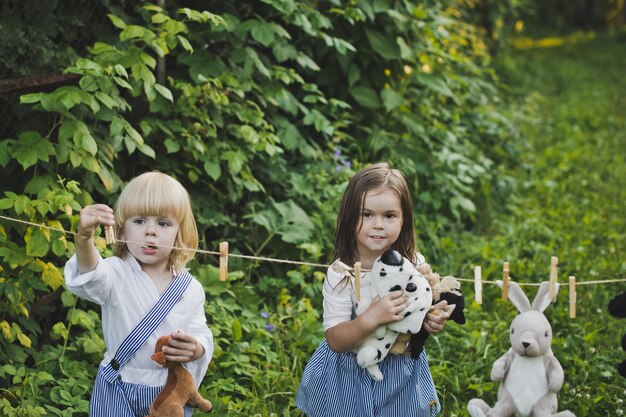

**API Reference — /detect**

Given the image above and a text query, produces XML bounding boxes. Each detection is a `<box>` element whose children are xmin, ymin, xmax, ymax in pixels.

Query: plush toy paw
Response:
<box><xmin>467</xmin><ymin>399</ymin><xmax>489</xmax><ymax>417</ymax></box>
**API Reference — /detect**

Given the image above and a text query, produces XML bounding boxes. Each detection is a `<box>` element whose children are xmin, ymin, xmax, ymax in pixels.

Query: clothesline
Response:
<box><xmin>1</xmin><ymin>213</ymin><xmax>625</xmax><ymax>288</ymax></box>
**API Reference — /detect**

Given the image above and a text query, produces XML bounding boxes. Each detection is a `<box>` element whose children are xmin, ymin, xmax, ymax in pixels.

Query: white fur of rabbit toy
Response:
<box><xmin>467</xmin><ymin>281</ymin><xmax>576</xmax><ymax>417</ymax></box>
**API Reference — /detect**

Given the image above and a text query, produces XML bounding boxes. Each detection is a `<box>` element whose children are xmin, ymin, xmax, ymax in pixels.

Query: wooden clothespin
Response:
<box><xmin>549</xmin><ymin>256</ymin><xmax>558</xmax><ymax>301</ymax></box>
<box><xmin>354</xmin><ymin>262</ymin><xmax>361</xmax><ymax>302</ymax></box>
<box><xmin>474</xmin><ymin>266</ymin><xmax>483</xmax><ymax>305</ymax></box>
<box><xmin>219</xmin><ymin>241</ymin><xmax>228</xmax><ymax>281</ymax></box>
<box><xmin>105</xmin><ymin>225</ymin><xmax>116</xmax><ymax>245</ymax></box>
<box><xmin>569</xmin><ymin>275</ymin><xmax>576</xmax><ymax>318</ymax></box>
<box><xmin>501</xmin><ymin>262</ymin><xmax>510</xmax><ymax>301</ymax></box>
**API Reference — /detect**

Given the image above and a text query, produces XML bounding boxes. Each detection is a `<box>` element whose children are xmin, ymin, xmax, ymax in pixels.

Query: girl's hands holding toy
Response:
<box><xmin>423</xmin><ymin>300</ymin><xmax>450</xmax><ymax>334</ymax></box>
<box><xmin>364</xmin><ymin>291</ymin><xmax>409</xmax><ymax>327</ymax></box>
<box><xmin>162</xmin><ymin>331</ymin><xmax>205</xmax><ymax>363</ymax></box>
<box><xmin>78</xmin><ymin>204</ymin><xmax>115</xmax><ymax>239</ymax></box>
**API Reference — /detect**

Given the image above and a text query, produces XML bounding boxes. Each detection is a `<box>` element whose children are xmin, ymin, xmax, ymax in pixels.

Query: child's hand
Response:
<box><xmin>78</xmin><ymin>204</ymin><xmax>115</xmax><ymax>239</ymax></box>
<box><xmin>162</xmin><ymin>331</ymin><xmax>205</xmax><ymax>363</ymax></box>
<box><xmin>423</xmin><ymin>300</ymin><xmax>450</xmax><ymax>334</ymax></box>
<box><xmin>364</xmin><ymin>290</ymin><xmax>408</xmax><ymax>327</ymax></box>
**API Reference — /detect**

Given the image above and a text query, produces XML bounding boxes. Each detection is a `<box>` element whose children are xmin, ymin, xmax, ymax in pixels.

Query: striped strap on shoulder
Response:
<box><xmin>100</xmin><ymin>270</ymin><xmax>193</xmax><ymax>383</ymax></box>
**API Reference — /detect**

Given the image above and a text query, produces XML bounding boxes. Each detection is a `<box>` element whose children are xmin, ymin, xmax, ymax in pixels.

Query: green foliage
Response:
<box><xmin>430</xmin><ymin>32</ymin><xmax>626</xmax><ymax>415</ymax></box>
<box><xmin>0</xmin><ymin>1</ymin><xmax>522</xmax><ymax>415</ymax></box>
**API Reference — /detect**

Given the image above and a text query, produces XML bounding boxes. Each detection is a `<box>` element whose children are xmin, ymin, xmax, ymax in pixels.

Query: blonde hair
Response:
<box><xmin>112</xmin><ymin>171</ymin><xmax>198</xmax><ymax>273</ymax></box>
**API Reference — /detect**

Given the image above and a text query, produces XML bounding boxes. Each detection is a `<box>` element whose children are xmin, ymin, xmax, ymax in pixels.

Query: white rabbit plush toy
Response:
<box><xmin>467</xmin><ymin>281</ymin><xmax>576</xmax><ymax>417</ymax></box>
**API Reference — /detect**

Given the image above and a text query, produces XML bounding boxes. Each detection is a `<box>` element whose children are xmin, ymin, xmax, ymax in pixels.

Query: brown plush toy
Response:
<box><xmin>145</xmin><ymin>335</ymin><xmax>213</xmax><ymax>417</ymax></box>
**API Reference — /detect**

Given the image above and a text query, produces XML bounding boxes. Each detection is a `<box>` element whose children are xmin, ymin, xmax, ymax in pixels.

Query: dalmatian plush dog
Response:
<box><xmin>354</xmin><ymin>249</ymin><xmax>433</xmax><ymax>380</ymax></box>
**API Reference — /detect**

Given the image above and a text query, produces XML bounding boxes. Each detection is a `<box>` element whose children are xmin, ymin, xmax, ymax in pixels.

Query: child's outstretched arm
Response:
<box><xmin>325</xmin><ymin>290</ymin><xmax>408</xmax><ymax>353</ymax></box>
<box><xmin>76</xmin><ymin>204</ymin><xmax>115</xmax><ymax>274</ymax></box>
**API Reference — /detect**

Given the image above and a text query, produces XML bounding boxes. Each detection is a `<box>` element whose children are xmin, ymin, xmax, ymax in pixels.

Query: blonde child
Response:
<box><xmin>64</xmin><ymin>171</ymin><xmax>213</xmax><ymax>417</ymax></box>
<box><xmin>296</xmin><ymin>162</ymin><xmax>450</xmax><ymax>417</ymax></box>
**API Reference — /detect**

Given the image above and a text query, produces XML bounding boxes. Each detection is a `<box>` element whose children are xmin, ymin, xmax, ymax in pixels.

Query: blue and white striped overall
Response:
<box><xmin>90</xmin><ymin>272</ymin><xmax>193</xmax><ymax>417</ymax></box>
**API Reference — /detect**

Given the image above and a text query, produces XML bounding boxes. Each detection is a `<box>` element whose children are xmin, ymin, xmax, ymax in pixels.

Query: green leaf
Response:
<box><xmin>42</xmin><ymin>263</ymin><xmax>63</xmax><ymax>289</ymax></box>
<box><xmin>151</xmin><ymin>12</ymin><xmax>169</xmax><ymax>24</ymax></box>
<box><xmin>83</xmin><ymin>336</ymin><xmax>104</xmax><ymax>353</ymax></box>
<box><xmin>349</xmin><ymin>86</ymin><xmax>380</xmax><ymax>109</ymax></box>
<box><xmin>381</xmin><ymin>88</ymin><xmax>404</xmax><ymax>112</ymax></box>
<box><xmin>221</xmin><ymin>150</ymin><xmax>246</xmax><ymax>174</ymax></box>
<box><xmin>232</xmin><ymin>319</ymin><xmax>242</xmax><ymax>341</ymax></box>
<box><xmin>137</xmin><ymin>143</ymin><xmax>156</xmax><ymax>159</ymax></box>
<box><xmin>61</xmin><ymin>291</ymin><xmax>76</xmax><ymax>308</ymax></box>
<box><xmin>418</xmin><ymin>74</ymin><xmax>456</xmax><ymax>99</ymax></box>
<box><xmin>13</xmin><ymin>131</ymin><xmax>55</xmax><ymax>169</ymax></box>
<box><xmin>97</xmin><ymin>164</ymin><xmax>115</xmax><ymax>191</ymax></box>
<box><xmin>20</xmin><ymin>93</ymin><xmax>43</xmax><ymax>104</ymax></box>
<box><xmin>365</xmin><ymin>29</ymin><xmax>401</xmax><ymax>60</ymax></box>
<box><xmin>17</xmin><ymin>333</ymin><xmax>31</xmax><ymax>348</ymax></box>
<box><xmin>203</xmin><ymin>161</ymin><xmax>221</xmax><ymax>181</ymax></box>
<box><xmin>25</xmin><ymin>227</ymin><xmax>50</xmax><ymax>257</ymax></box>
<box><xmin>251</xmin><ymin>21</ymin><xmax>275</xmax><ymax>47</ymax></box>
<box><xmin>107</xmin><ymin>14</ymin><xmax>127</xmax><ymax>29</ymax></box>
<box><xmin>94</xmin><ymin>91</ymin><xmax>118</xmax><ymax>109</ymax></box>
<box><xmin>247</xmin><ymin>199</ymin><xmax>315</xmax><ymax>244</ymax></box>
<box><xmin>120</xmin><ymin>25</ymin><xmax>147</xmax><ymax>41</ymax></box>
<box><xmin>154</xmin><ymin>84</ymin><xmax>174</xmax><ymax>102</ymax></box>
<box><xmin>124</xmin><ymin>121</ymin><xmax>144</xmax><ymax>145</ymax></box>
<box><xmin>163</xmin><ymin>138</ymin><xmax>180</xmax><ymax>153</ymax></box>
<box><xmin>177</xmin><ymin>35</ymin><xmax>193</xmax><ymax>53</ymax></box>
<box><xmin>73</xmin><ymin>121</ymin><xmax>98</xmax><ymax>155</ymax></box>
<box><xmin>52</xmin><ymin>322</ymin><xmax>69</xmax><ymax>340</ymax></box>
<box><xmin>110</xmin><ymin>116</ymin><xmax>124</xmax><ymax>136</ymax></box>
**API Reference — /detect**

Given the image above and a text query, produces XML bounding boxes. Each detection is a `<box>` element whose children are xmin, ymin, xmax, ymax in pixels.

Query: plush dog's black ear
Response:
<box><xmin>618</xmin><ymin>359</ymin><xmax>626</xmax><ymax>378</ymax></box>
<box><xmin>608</xmin><ymin>291</ymin><xmax>626</xmax><ymax>378</ymax></box>
<box><xmin>608</xmin><ymin>291</ymin><xmax>626</xmax><ymax>318</ymax></box>
<box><xmin>380</xmin><ymin>249</ymin><xmax>403</xmax><ymax>266</ymax></box>
<box><xmin>440</xmin><ymin>292</ymin><xmax>466</xmax><ymax>324</ymax></box>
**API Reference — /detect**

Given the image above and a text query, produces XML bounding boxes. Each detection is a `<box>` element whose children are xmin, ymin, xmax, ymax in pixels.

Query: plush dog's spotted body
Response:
<box><xmin>353</xmin><ymin>249</ymin><xmax>432</xmax><ymax>380</ymax></box>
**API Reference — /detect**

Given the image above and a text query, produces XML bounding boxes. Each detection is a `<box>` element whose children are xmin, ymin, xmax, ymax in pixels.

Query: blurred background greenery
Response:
<box><xmin>0</xmin><ymin>1</ymin><xmax>624</xmax><ymax>415</ymax></box>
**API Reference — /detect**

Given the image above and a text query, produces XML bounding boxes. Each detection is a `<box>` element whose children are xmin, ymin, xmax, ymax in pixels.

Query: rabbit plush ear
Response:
<box><xmin>496</xmin><ymin>280</ymin><xmax>531</xmax><ymax>313</ymax></box>
<box><xmin>532</xmin><ymin>281</ymin><xmax>559</xmax><ymax>312</ymax></box>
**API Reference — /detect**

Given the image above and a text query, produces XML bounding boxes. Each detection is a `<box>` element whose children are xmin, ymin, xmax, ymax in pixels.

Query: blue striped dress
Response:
<box><xmin>296</xmin><ymin>258</ymin><xmax>440</xmax><ymax>417</ymax></box>
<box><xmin>296</xmin><ymin>341</ymin><xmax>440</xmax><ymax>417</ymax></box>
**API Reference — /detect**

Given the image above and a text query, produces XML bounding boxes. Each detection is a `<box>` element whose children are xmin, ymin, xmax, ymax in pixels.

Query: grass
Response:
<box><xmin>429</xmin><ymin>31</ymin><xmax>626</xmax><ymax>416</ymax></box>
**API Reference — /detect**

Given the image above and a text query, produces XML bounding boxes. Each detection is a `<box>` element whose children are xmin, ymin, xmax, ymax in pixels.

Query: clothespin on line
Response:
<box><xmin>501</xmin><ymin>262</ymin><xmax>510</xmax><ymax>301</ymax></box>
<box><xmin>569</xmin><ymin>275</ymin><xmax>576</xmax><ymax>318</ymax></box>
<box><xmin>474</xmin><ymin>266</ymin><xmax>482</xmax><ymax>305</ymax></box>
<box><xmin>549</xmin><ymin>256</ymin><xmax>558</xmax><ymax>301</ymax></box>
<box><xmin>105</xmin><ymin>225</ymin><xmax>116</xmax><ymax>245</ymax></box>
<box><xmin>219</xmin><ymin>241</ymin><xmax>228</xmax><ymax>281</ymax></box>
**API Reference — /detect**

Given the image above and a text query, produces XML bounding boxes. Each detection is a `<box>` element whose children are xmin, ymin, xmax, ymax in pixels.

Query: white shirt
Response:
<box><xmin>64</xmin><ymin>254</ymin><xmax>213</xmax><ymax>387</ymax></box>
<box><xmin>322</xmin><ymin>253</ymin><xmax>426</xmax><ymax>331</ymax></box>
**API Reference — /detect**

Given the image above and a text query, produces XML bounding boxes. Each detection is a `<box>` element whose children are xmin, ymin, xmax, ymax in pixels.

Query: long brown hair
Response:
<box><xmin>332</xmin><ymin>162</ymin><xmax>415</xmax><ymax>265</ymax></box>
